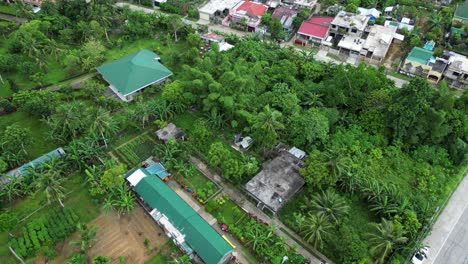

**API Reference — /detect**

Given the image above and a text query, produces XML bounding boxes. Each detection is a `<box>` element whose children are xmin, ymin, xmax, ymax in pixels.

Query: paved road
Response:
<box><xmin>424</xmin><ymin>173</ymin><xmax>468</xmax><ymax>264</ymax></box>
<box><xmin>0</xmin><ymin>13</ymin><xmax>27</xmax><ymax>24</ymax></box>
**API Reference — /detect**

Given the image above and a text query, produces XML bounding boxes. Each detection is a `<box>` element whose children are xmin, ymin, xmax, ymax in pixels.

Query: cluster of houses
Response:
<box><xmin>196</xmin><ymin>0</ymin><xmax>466</xmax><ymax>89</ymax></box>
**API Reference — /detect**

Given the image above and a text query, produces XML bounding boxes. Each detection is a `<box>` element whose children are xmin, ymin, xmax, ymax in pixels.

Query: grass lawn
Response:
<box><xmin>205</xmin><ymin>195</ymin><xmax>245</xmax><ymax>226</ymax></box>
<box><xmin>0</xmin><ymin>3</ymin><xmax>16</xmax><ymax>15</ymax></box>
<box><xmin>0</xmin><ymin>111</ymin><xmax>58</xmax><ymax>159</ymax></box>
<box><xmin>0</xmin><ymin>174</ymin><xmax>100</xmax><ymax>263</ymax></box>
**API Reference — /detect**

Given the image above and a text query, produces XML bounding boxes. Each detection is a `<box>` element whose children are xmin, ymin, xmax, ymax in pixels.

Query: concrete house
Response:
<box><xmin>400</xmin><ymin>47</ymin><xmax>448</xmax><ymax>84</ymax></box>
<box><xmin>198</xmin><ymin>0</ymin><xmax>241</xmax><ymax>23</ymax></box>
<box><xmin>329</xmin><ymin>11</ymin><xmax>370</xmax><ymax>38</ymax></box>
<box><xmin>245</xmin><ymin>150</ymin><xmax>305</xmax><ymax>214</ymax></box>
<box><xmin>359</xmin><ymin>24</ymin><xmax>400</xmax><ymax>62</ymax></box>
<box><xmin>443</xmin><ymin>52</ymin><xmax>468</xmax><ymax>89</ymax></box>
<box><xmin>97</xmin><ymin>50</ymin><xmax>173</xmax><ymax>101</ymax></box>
<box><xmin>272</xmin><ymin>6</ymin><xmax>298</xmax><ymax>35</ymax></box>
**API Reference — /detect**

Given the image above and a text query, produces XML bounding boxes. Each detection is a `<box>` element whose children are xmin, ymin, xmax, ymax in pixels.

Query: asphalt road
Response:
<box><xmin>432</xmin><ymin>203</ymin><xmax>468</xmax><ymax>264</ymax></box>
<box><xmin>424</xmin><ymin>173</ymin><xmax>468</xmax><ymax>264</ymax></box>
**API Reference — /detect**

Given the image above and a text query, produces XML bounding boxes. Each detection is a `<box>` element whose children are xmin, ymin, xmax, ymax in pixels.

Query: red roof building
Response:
<box><xmin>228</xmin><ymin>1</ymin><xmax>269</xmax><ymax>32</ymax></box>
<box><xmin>296</xmin><ymin>16</ymin><xmax>334</xmax><ymax>45</ymax></box>
<box><xmin>235</xmin><ymin>0</ymin><xmax>269</xmax><ymax>16</ymax></box>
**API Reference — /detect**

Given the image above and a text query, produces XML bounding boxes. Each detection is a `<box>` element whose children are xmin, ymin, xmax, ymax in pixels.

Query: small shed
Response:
<box><xmin>155</xmin><ymin>123</ymin><xmax>185</xmax><ymax>142</ymax></box>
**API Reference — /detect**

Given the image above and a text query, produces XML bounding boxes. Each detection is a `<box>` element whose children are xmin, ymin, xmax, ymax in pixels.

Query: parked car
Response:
<box><xmin>412</xmin><ymin>246</ymin><xmax>429</xmax><ymax>264</ymax></box>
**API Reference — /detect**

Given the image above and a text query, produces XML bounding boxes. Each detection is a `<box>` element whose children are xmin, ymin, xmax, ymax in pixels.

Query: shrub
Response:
<box><xmin>188</xmin><ymin>9</ymin><xmax>199</xmax><ymax>19</ymax></box>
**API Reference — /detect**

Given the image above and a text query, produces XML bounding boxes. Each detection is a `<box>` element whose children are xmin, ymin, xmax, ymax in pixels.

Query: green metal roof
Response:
<box><xmin>132</xmin><ymin>169</ymin><xmax>233</xmax><ymax>264</ymax></box>
<box><xmin>406</xmin><ymin>47</ymin><xmax>433</xmax><ymax>65</ymax></box>
<box><xmin>451</xmin><ymin>27</ymin><xmax>465</xmax><ymax>35</ymax></box>
<box><xmin>97</xmin><ymin>49</ymin><xmax>173</xmax><ymax>96</ymax></box>
<box><xmin>454</xmin><ymin>1</ymin><xmax>468</xmax><ymax>20</ymax></box>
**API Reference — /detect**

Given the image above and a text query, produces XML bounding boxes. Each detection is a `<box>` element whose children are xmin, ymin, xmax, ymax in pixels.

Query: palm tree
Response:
<box><xmin>168</xmin><ymin>15</ymin><xmax>184</xmax><ymax>42</ymax></box>
<box><xmin>300</xmin><ymin>212</ymin><xmax>332</xmax><ymax>249</ymax></box>
<box><xmin>307</xmin><ymin>189</ymin><xmax>350</xmax><ymax>223</ymax></box>
<box><xmin>301</xmin><ymin>92</ymin><xmax>324</xmax><ymax>108</ymax></box>
<box><xmin>70</xmin><ymin>223</ymin><xmax>97</xmax><ymax>254</ymax></box>
<box><xmin>1</xmin><ymin>175</ymin><xmax>23</xmax><ymax>203</ymax></box>
<box><xmin>34</xmin><ymin>169</ymin><xmax>66</xmax><ymax>207</ymax></box>
<box><xmin>89</xmin><ymin>108</ymin><xmax>119</xmax><ymax>148</ymax></box>
<box><xmin>428</xmin><ymin>12</ymin><xmax>443</xmax><ymax>30</ymax></box>
<box><xmin>323</xmin><ymin>149</ymin><xmax>351</xmax><ymax>179</ymax></box>
<box><xmin>366</xmin><ymin>218</ymin><xmax>408</xmax><ymax>264</ymax></box>
<box><xmin>369</xmin><ymin>196</ymin><xmax>399</xmax><ymax>217</ymax></box>
<box><xmin>251</xmin><ymin>105</ymin><xmax>285</xmax><ymax>148</ymax></box>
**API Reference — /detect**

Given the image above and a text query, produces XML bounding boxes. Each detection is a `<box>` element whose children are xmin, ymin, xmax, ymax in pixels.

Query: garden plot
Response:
<box><xmin>173</xmin><ymin>166</ymin><xmax>221</xmax><ymax>204</ymax></box>
<box><xmin>54</xmin><ymin>207</ymin><xmax>169</xmax><ymax>264</ymax></box>
<box><xmin>205</xmin><ymin>193</ymin><xmax>246</xmax><ymax>226</ymax></box>
<box><xmin>113</xmin><ymin>134</ymin><xmax>157</xmax><ymax>167</ymax></box>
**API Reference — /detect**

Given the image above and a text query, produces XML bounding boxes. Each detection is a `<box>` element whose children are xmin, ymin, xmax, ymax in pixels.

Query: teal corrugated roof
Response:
<box><xmin>406</xmin><ymin>47</ymin><xmax>433</xmax><ymax>65</ymax></box>
<box><xmin>454</xmin><ymin>2</ymin><xmax>468</xmax><ymax>20</ymax></box>
<box><xmin>97</xmin><ymin>50</ymin><xmax>173</xmax><ymax>96</ymax></box>
<box><xmin>133</xmin><ymin>169</ymin><xmax>233</xmax><ymax>264</ymax></box>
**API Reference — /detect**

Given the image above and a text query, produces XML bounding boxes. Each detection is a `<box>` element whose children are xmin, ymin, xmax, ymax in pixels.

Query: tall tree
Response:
<box><xmin>34</xmin><ymin>164</ymin><xmax>66</xmax><ymax>207</ymax></box>
<box><xmin>366</xmin><ymin>218</ymin><xmax>408</xmax><ymax>264</ymax></box>
<box><xmin>250</xmin><ymin>105</ymin><xmax>284</xmax><ymax>148</ymax></box>
<box><xmin>89</xmin><ymin>108</ymin><xmax>119</xmax><ymax>148</ymax></box>
<box><xmin>307</xmin><ymin>189</ymin><xmax>350</xmax><ymax>223</ymax></box>
<box><xmin>300</xmin><ymin>212</ymin><xmax>333</xmax><ymax>249</ymax></box>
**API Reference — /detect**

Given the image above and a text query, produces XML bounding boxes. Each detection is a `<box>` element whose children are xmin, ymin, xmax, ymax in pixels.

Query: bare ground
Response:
<box><xmin>51</xmin><ymin>207</ymin><xmax>168</xmax><ymax>264</ymax></box>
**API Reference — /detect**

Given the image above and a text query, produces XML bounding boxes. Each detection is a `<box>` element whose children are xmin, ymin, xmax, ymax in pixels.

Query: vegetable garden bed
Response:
<box><xmin>113</xmin><ymin>134</ymin><xmax>157</xmax><ymax>167</ymax></box>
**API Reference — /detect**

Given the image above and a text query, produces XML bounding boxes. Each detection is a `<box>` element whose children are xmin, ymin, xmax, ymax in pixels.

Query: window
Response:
<box><xmin>452</xmin><ymin>71</ymin><xmax>460</xmax><ymax>76</ymax></box>
<box><xmin>351</xmin><ymin>28</ymin><xmax>357</xmax><ymax>33</ymax></box>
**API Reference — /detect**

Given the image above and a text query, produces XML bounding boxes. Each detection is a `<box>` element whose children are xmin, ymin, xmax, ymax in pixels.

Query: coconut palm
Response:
<box><xmin>323</xmin><ymin>149</ymin><xmax>351</xmax><ymax>179</ymax></box>
<box><xmin>307</xmin><ymin>189</ymin><xmax>350</xmax><ymax>223</ymax></box>
<box><xmin>428</xmin><ymin>12</ymin><xmax>443</xmax><ymax>30</ymax></box>
<box><xmin>34</xmin><ymin>168</ymin><xmax>66</xmax><ymax>207</ymax></box>
<box><xmin>1</xmin><ymin>175</ymin><xmax>23</xmax><ymax>203</ymax></box>
<box><xmin>300</xmin><ymin>212</ymin><xmax>333</xmax><ymax>249</ymax></box>
<box><xmin>70</xmin><ymin>223</ymin><xmax>97</xmax><ymax>254</ymax></box>
<box><xmin>366</xmin><ymin>218</ymin><xmax>408</xmax><ymax>264</ymax></box>
<box><xmin>251</xmin><ymin>105</ymin><xmax>285</xmax><ymax>148</ymax></box>
<box><xmin>369</xmin><ymin>195</ymin><xmax>399</xmax><ymax>217</ymax></box>
<box><xmin>89</xmin><ymin>108</ymin><xmax>119</xmax><ymax>148</ymax></box>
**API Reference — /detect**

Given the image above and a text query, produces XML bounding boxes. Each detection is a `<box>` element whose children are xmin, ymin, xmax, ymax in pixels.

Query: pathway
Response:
<box><xmin>0</xmin><ymin>13</ymin><xmax>27</xmax><ymax>24</ymax></box>
<box><xmin>190</xmin><ymin>156</ymin><xmax>332</xmax><ymax>264</ymax></box>
<box><xmin>45</xmin><ymin>72</ymin><xmax>96</xmax><ymax>91</ymax></box>
<box><xmin>424</xmin><ymin>172</ymin><xmax>468</xmax><ymax>264</ymax></box>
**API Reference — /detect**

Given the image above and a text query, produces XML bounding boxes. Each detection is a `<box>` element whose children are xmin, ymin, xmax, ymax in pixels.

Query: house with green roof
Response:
<box><xmin>400</xmin><ymin>47</ymin><xmax>448</xmax><ymax>84</ymax></box>
<box><xmin>126</xmin><ymin>168</ymin><xmax>234</xmax><ymax>264</ymax></box>
<box><xmin>97</xmin><ymin>50</ymin><xmax>173</xmax><ymax>101</ymax></box>
<box><xmin>453</xmin><ymin>1</ymin><xmax>468</xmax><ymax>24</ymax></box>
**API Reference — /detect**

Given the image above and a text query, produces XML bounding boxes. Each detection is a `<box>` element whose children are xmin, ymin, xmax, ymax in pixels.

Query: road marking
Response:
<box><xmin>430</xmin><ymin>201</ymin><xmax>468</xmax><ymax>264</ymax></box>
